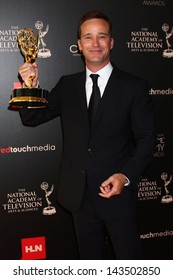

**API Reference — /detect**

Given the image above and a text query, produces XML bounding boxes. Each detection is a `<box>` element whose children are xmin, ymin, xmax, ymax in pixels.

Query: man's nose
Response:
<box><xmin>92</xmin><ymin>37</ymin><xmax>99</xmax><ymax>46</ymax></box>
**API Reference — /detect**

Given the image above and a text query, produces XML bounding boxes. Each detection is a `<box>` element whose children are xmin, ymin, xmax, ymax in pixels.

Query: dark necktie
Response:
<box><xmin>88</xmin><ymin>74</ymin><xmax>101</xmax><ymax>126</ymax></box>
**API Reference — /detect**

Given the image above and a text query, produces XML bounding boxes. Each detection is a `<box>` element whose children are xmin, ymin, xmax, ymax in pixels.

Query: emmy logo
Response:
<box><xmin>41</xmin><ymin>182</ymin><xmax>56</xmax><ymax>215</ymax></box>
<box><xmin>162</xmin><ymin>23</ymin><xmax>173</xmax><ymax>58</ymax></box>
<box><xmin>35</xmin><ymin>21</ymin><xmax>51</xmax><ymax>58</ymax></box>
<box><xmin>161</xmin><ymin>172</ymin><xmax>173</xmax><ymax>203</ymax></box>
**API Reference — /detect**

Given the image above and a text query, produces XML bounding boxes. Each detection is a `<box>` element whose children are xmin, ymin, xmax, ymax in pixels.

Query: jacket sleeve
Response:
<box><xmin>121</xmin><ymin>80</ymin><xmax>156</xmax><ymax>189</ymax></box>
<box><xmin>19</xmin><ymin>77</ymin><xmax>63</xmax><ymax>126</ymax></box>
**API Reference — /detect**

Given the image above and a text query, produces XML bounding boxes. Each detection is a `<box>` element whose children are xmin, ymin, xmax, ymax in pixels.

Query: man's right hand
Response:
<box><xmin>19</xmin><ymin>62</ymin><xmax>39</xmax><ymax>88</ymax></box>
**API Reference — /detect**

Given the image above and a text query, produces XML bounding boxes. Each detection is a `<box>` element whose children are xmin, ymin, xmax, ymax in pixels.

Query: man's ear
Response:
<box><xmin>110</xmin><ymin>37</ymin><xmax>114</xmax><ymax>50</ymax></box>
<box><xmin>77</xmin><ymin>39</ymin><xmax>82</xmax><ymax>51</ymax></box>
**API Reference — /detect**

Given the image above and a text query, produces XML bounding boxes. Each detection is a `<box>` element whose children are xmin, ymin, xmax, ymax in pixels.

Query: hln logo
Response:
<box><xmin>21</xmin><ymin>236</ymin><xmax>46</xmax><ymax>259</ymax></box>
<box><xmin>25</xmin><ymin>244</ymin><xmax>43</xmax><ymax>253</ymax></box>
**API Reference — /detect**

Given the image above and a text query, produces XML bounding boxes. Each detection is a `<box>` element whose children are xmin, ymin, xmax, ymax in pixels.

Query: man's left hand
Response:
<box><xmin>99</xmin><ymin>173</ymin><xmax>126</xmax><ymax>198</ymax></box>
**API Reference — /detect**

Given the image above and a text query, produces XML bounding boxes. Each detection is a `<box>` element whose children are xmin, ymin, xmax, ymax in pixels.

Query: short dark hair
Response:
<box><xmin>77</xmin><ymin>10</ymin><xmax>112</xmax><ymax>39</ymax></box>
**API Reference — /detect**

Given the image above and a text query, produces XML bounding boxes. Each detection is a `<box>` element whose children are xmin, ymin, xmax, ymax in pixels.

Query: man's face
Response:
<box><xmin>78</xmin><ymin>18</ymin><xmax>114</xmax><ymax>70</ymax></box>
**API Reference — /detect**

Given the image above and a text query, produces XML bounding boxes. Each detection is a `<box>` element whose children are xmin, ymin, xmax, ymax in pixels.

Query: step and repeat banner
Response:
<box><xmin>0</xmin><ymin>0</ymin><xmax>172</xmax><ymax>260</ymax></box>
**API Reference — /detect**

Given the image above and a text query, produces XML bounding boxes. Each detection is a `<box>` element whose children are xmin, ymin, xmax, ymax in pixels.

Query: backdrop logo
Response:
<box><xmin>138</xmin><ymin>173</ymin><xmax>173</xmax><ymax>203</ymax></box>
<box><xmin>161</xmin><ymin>172</ymin><xmax>173</xmax><ymax>203</ymax></box>
<box><xmin>69</xmin><ymin>44</ymin><xmax>81</xmax><ymax>56</ymax></box>
<box><xmin>21</xmin><ymin>236</ymin><xmax>46</xmax><ymax>260</ymax></box>
<box><xmin>154</xmin><ymin>133</ymin><xmax>165</xmax><ymax>157</ymax></box>
<box><xmin>126</xmin><ymin>28</ymin><xmax>163</xmax><ymax>53</ymax></box>
<box><xmin>0</xmin><ymin>26</ymin><xmax>19</xmax><ymax>53</ymax></box>
<box><xmin>149</xmin><ymin>88</ymin><xmax>173</xmax><ymax>95</ymax></box>
<box><xmin>35</xmin><ymin>20</ymin><xmax>51</xmax><ymax>58</ymax></box>
<box><xmin>143</xmin><ymin>0</ymin><xmax>166</xmax><ymax>6</ymax></box>
<box><xmin>138</xmin><ymin>178</ymin><xmax>161</xmax><ymax>201</ymax></box>
<box><xmin>140</xmin><ymin>229</ymin><xmax>173</xmax><ymax>240</ymax></box>
<box><xmin>2</xmin><ymin>188</ymin><xmax>42</xmax><ymax>214</ymax></box>
<box><xmin>41</xmin><ymin>182</ymin><xmax>56</xmax><ymax>215</ymax></box>
<box><xmin>0</xmin><ymin>144</ymin><xmax>56</xmax><ymax>155</ymax></box>
<box><xmin>162</xmin><ymin>23</ymin><xmax>173</xmax><ymax>58</ymax></box>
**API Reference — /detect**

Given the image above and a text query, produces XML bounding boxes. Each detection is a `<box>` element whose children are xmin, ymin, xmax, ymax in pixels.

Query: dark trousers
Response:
<box><xmin>72</xmin><ymin>191</ymin><xmax>143</xmax><ymax>260</ymax></box>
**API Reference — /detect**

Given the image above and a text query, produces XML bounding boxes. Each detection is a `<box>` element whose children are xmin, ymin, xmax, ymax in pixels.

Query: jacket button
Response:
<box><xmin>88</xmin><ymin>148</ymin><xmax>92</xmax><ymax>154</ymax></box>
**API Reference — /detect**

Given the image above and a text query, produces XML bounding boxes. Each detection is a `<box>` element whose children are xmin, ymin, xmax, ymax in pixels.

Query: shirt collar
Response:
<box><xmin>86</xmin><ymin>62</ymin><xmax>113</xmax><ymax>84</ymax></box>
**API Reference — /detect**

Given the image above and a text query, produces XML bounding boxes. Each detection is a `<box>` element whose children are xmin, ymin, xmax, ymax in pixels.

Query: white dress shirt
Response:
<box><xmin>85</xmin><ymin>62</ymin><xmax>113</xmax><ymax>106</ymax></box>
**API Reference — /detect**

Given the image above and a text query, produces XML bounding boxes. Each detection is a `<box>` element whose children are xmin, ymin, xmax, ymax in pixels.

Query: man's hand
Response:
<box><xmin>19</xmin><ymin>62</ymin><xmax>39</xmax><ymax>88</ymax></box>
<box><xmin>99</xmin><ymin>173</ymin><xmax>126</xmax><ymax>198</ymax></box>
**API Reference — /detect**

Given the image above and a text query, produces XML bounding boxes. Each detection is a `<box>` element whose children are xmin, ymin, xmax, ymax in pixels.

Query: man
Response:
<box><xmin>19</xmin><ymin>10</ymin><xmax>155</xmax><ymax>259</ymax></box>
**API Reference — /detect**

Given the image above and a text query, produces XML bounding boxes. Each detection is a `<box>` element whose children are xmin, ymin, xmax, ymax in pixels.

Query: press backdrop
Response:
<box><xmin>0</xmin><ymin>0</ymin><xmax>172</xmax><ymax>260</ymax></box>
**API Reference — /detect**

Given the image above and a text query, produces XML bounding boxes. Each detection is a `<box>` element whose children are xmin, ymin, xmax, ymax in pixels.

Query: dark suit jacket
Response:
<box><xmin>20</xmin><ymin>66</ymin><xmax>155</xmax><ymax>219</ymax></box>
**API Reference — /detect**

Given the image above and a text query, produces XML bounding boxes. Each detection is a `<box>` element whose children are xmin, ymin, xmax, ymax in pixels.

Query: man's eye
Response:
<box><xmin>99</xmin><ymin>35</ymin><xmax>106</xmax><ymax>39</ymax></box>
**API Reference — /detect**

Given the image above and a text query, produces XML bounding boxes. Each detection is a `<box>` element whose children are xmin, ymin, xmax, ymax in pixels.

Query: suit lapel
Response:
<box><xmin>75</xmin><ymin>71</ymin><xmax>90</xmax><ymax>133</ymax></box>
<box><xmin>90</xmin><ymin>67</ymin><xmax>120</xmax><ymax>131</ymax></box>
<box><xmin>74</xmin><ymin>67</ymin><xmax>122</xmax><ymax>135</ymax></box>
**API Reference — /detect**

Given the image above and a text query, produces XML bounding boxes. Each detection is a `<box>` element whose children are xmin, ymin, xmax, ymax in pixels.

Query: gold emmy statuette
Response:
<box><xmin>9</xmin><ymin>28</ymin><xmax>48</xmax><ymax>109</ymax></box>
